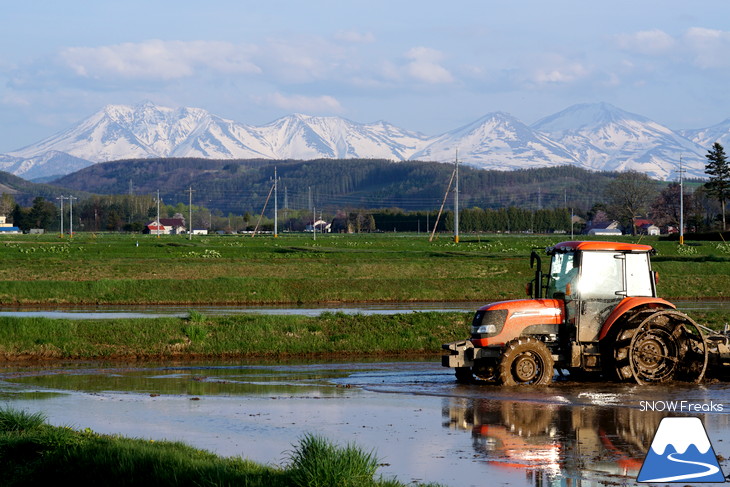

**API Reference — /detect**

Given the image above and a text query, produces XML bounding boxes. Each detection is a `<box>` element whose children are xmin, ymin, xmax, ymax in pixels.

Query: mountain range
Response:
<box><xmin>2</xmin><ymin>101</ymin><xmax>727</xmax><ymax>181</ymax></box>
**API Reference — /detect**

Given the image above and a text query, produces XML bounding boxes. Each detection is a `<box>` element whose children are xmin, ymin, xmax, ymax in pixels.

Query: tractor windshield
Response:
<box><xmin>546</xmin><ymin>252</ymin><xmax>577</xmax><ymax>297</ymax></box>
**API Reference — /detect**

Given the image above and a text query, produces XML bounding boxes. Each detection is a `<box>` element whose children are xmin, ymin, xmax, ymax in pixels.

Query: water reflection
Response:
<box><xmin>0</xmin><ymin>299</ymin><xmax>726</xmax><ymax>319</ymax></box>
<box><xmin>443</xmin><ymin>398</ymin><xmax>671</xmax><ymax>486</ymax></box>
<box><xmin>3</xmin><ymin>360</ymin><xmax>730</xmax><ymax>487</ymax></box>
<box><xmin>3</xmin><ymin>363</ymin><xmax>358</xmax><ymax>398</ymax></box>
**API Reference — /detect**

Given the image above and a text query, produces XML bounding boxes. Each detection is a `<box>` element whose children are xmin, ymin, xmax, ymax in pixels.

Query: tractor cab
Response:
<box><xmin>539</xmin><ymin>241</ymin><xmax>658</xmax><ymax>345</ymax></box>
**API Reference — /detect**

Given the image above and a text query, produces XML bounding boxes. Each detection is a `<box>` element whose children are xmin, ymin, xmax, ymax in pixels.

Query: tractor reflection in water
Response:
<box><xmin>442</xmin><ymin>397</ymin><xmax>660</xmax><ymax>485</ymax></box>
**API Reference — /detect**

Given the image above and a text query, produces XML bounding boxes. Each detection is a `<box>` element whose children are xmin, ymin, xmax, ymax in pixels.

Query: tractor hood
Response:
<box><xmin>471</xmin><ymin>299</ymin><xmax>564</xmax><ymax>347</ymax></box>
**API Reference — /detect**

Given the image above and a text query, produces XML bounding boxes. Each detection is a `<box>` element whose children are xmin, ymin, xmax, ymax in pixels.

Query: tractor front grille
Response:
<box><xmin>471</xmin><ymin>309</ymin><xmax>508</xmax><ymax>338</ymax></box>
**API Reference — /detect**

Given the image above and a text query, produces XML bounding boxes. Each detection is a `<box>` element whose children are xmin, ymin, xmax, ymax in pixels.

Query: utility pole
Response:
<box><xmin>156</xmin><ymin>190</ymin><xmax>161</xmax><ymax>238</ymax></box>
<box><xmin>284</xmin><ymin>185</ymin><xmax>289</xmax><ymax>221</ymax></box>
<box><xmin>312</xmin><ymin>206</ymin><xmax>316</xmax><ymax>241</ymax></box>
<box><xmin>68</xmin><ymin>196</ymin><xmax>77</xmax><ymax>237</ymax></box>
<box><xmin>570</xmin><ymin>208</ymin><xmax>574</xmax><ymax>240</ymax></box>
<box><xmin>187</xmin><ymin>187</ymin><xmax>194</xmax><ymax>240</ymax></box>
<box><xmin>454</xmin><ymin>150</ymin><xmax>459</xmax><ymax>243</ymax></box>
<box><xmin>679</xmin><ymin>155</ymin><xmax>685</xmax><ymax>246</ymax></box>
<box><xmin>56</xmin><ymin>196</ymin><xmax>67</xmax><ymax>237</ymax></box>
<box><xmin>430</xmin><ymin>166</ymin><xmax>456</xmax><ymax>242</ymax></box>
<box><xmin>273</xmin><ymin>166</ymin><xmax>278</xmax><ymax>238</ymax></box>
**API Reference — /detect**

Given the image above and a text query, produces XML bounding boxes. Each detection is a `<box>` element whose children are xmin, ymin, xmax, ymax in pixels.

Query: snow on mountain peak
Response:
<box><xmin>2</xmin><ymin>101</ymin><xmax>719</xmax><ymax>180</ymax></box>
<box><xmin>532</xmin><ymin>102</ymin><xmax>644</xmax><ymax>134</ymax></box>
<box><xmin>532</xmin><ymin>102</ymin><xmax>707</xmax><ymax>178</ymax></box>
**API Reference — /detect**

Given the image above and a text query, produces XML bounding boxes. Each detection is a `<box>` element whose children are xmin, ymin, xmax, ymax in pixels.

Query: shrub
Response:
<box><xmin>0</xmin><ymin>407</ymin><xmax>46</xmax><ymax>432</ymax></box>
<box><xmin>287</xmin><ymin>434</ymin><xmax>379</xmax><ymax>487</ymax></box>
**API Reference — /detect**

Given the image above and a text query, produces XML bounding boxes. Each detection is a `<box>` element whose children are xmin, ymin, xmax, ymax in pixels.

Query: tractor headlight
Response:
<box><xmin>470</xmin><ymin>309</ymin><xmax>508</xmax><ymax>338</ymax></box>
<box><xmin>473</xmin><ymin>324</ymin><xmax>497</xmax><ymax>334</ymax></box>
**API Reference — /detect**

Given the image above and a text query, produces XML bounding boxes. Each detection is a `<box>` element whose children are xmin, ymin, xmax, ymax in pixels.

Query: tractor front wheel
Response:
<box><xmin>498</xmin><ymin>337</ymin><xmax>554</xmax><ymax>386</ymax></box>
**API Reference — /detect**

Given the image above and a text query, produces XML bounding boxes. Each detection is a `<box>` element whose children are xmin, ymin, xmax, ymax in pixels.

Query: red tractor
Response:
<box><xmin>442</xmin><ymin>241</ymin><xmax>729</xmax><ymax>385</ymax></box>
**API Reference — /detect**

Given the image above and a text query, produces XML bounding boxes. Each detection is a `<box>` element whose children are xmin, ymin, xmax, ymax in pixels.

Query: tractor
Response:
<box><xmin>442</xmin><ymin>241</ymin><xmax>730</xmax><ymax>385</ymax></box>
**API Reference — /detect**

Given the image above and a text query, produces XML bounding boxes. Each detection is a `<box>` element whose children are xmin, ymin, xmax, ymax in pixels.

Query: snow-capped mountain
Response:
<box><xmin>531</xmin><ymin>102</ymin><xmax>707</xmax><ymax>178</ymax></box>
<box><xmin>1</xmin><ymin>101</ymin><xmax>721</xmax><ymax>180</ymax></box>
<box><xmin>0</xmin><ymin>151</ymin><xmax>93</xmax><ymax>180</ymax></box>
<box><xmin>254</xmin><ymin>114</ymin><xmax>431</xmax><ymax>160</ymax></box>
<box><xmin>682</xmin><ymin>118</ymin><xmax>730</xmax><ymax>150</ymax></box>
<box><xmin>10</xmin><ymin>102</ymin><xmax>273</xmax><ymax>162</ymax></box>
<box><xmin>412</xmin><ymin>112</ymin><xmax>580</xmax><ymax>169</ymax></box>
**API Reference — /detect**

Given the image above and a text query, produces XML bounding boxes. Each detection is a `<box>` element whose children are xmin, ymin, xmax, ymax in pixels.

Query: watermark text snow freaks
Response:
<box><xmin>640</xmin><ymin>401</ymin><xmax>724</xmax><ymax>412</ymax></box>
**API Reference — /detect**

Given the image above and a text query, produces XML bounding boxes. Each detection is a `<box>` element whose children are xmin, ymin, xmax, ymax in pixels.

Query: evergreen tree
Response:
<box><xmin>28</xmin><ymin>197</ymin><xmax>57</xmax><ymax>230</ymax></box>
<box><xmin>704</xmin><ymin>142</ymin><xmax>730</xmax><ymax>230</ymax></box>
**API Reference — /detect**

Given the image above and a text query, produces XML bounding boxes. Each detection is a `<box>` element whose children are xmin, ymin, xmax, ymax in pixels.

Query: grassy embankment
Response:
<box><xmin>0</xmin><ymin>232</ymin><xmax>727</xmax><ymax>306</ymax></box>
<box><xmin>0</xmin><ymin>308</ymin><xmax>728</xmax><ymax>362</ymax></box>
<box><xmin>0</xmin><ymin>311</ymin><xmax>469</xmax><ymax>361</ymax></box>
<box><xmin>0</xmin><ymin>408</ymin><xmax>437</xmax><ymax>487</ymax></box>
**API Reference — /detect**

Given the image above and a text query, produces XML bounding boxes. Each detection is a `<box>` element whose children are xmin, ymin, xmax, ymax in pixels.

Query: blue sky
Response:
<box><xmin>2</xmin><ymin>0</ymin><xmax>730</xmax><ymax>152</ymax></box>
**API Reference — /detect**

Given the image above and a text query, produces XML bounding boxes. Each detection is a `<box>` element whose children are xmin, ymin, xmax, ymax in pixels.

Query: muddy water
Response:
<box><xmin>2</xmin><ymin>360</ymin><xmax>730</xmax><ymax>486</ymax></box>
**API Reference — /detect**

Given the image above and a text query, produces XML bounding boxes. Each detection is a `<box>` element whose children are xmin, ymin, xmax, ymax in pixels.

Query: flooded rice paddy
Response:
<box><xmin>2</xmin><ymin>359</ymin><xmax>730</xmax><ymax>486</ymax></box>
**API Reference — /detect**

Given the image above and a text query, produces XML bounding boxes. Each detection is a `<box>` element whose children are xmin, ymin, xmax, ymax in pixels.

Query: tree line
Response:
<box><xmin>2</xmin><ymin>144</ymin><xmax>729</xmax><ymax>235</ymax></box>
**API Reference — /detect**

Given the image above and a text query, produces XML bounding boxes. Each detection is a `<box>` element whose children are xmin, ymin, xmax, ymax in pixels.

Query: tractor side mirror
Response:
<box><xmin>530</xmin><ymin>251</ymin><xmax>541</xmax><ymax>269</ymax></box>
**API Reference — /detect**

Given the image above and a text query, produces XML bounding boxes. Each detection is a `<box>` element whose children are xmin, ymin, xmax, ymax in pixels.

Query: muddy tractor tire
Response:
<box><xmin>498</xmin><ymin>337</ymin><xmax>554</xmax><ymax>386</ymax></box>
<box><xmin>454</xmin><ymin>367</ymin><xmax>474</xmax><ymax>383</ymax></box>
<box><xmin>609</xmin><ymin>309</ymin><xmax>708</xmax><ymax>384</ymax></box>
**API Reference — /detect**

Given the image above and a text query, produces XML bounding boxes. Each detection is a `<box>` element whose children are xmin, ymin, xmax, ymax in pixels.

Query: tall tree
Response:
<box><xmin>0</xmin><ymin>193</ymin><xmax>15</xmax><ymax>217</ymax></box>
<box><xmin>604</xmin><ymin>171</ymin><xmax>657</xmax><ymax>234</ymax></box>
<box><xmin>705</xmin><ymin>142</ymin><xmax>730</xmax><ymax>230</ymax></box>
<box><xmin>650</xmin><ymin>182</ymin><xmax>693</xmax><ymax>230</ymax></box>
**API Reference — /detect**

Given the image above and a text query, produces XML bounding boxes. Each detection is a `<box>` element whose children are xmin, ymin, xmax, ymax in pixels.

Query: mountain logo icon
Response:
<box><xmin>638</xmin><ymin>417</ymin><xmax>725</xmax><ymax>483</ymax></box>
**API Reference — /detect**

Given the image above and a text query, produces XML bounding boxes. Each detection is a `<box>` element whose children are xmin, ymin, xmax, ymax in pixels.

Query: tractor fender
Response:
<box><xmin>597</xmin><ymin>297</ymin><xmax>676</xmax><ymax>341</ymax></box>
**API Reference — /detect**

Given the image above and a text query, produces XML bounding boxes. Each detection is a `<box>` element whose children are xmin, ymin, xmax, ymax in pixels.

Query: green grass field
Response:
<box><xmin>0</xmin><ymin>232</ymin><xmax>728</xmax><ymax>305</ymax></box>
<box><xmin>0</xmin><ymin>408</ymin><xmax>437</xmax><ymax>487</ymax></box>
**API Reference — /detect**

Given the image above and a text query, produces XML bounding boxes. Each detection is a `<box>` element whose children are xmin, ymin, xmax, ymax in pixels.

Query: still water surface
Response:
<box><xmin>2</xmin><ymin>360</ymin><xmax>730</xmax><ymax>486</ymax></box>
<box><xmin>0</xmin><ymin>299</ymin><xmax>728</xmax><ymax>319</ymax></box>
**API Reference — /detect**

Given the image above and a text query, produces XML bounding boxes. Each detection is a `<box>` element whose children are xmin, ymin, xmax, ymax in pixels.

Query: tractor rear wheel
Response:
<box><xmin>610</xmin><ymin>310</ymin><xmax>707</xmax><ymax>384</ymax></box>
<box><xmin>498</xmin><ymin>337</ymin><xmax>554</xmax><ymax>386</ymax></box>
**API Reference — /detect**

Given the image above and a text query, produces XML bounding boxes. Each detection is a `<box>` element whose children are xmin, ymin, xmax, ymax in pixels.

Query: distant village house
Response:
<box><xmin>0</xmin><ymin>216</ymin><xmax>20</xmax><ymax>234</ymax></box>
<box><xmin>634</xmin><ymin>219</ymin><xmax>660</xmax><ymax>236</ymax></box>
<box><xmin>306</xmin><ymin>219</ymin><xmax>331</xmax><ymax>233</ymax></box>
<box><xmin>584</xmin><ymin>220</ymin><xmax>622</xmax><ymax>236</ymax></box>
<box><xmin>144</xmin><ymin>216</ymin><xmax>186</xmax><ymax>235</ymax></box>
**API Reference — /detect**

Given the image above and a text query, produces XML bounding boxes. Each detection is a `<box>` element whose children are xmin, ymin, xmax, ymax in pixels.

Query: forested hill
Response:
<box><xmin>52</xmin><ymin>158</ymin><xmax>619</xmax><ymax>214</ymax></box>
<box><xmin>0</xmin><ymin>171</ymin><xmax>89</xmax><ymax>206</ymax></box>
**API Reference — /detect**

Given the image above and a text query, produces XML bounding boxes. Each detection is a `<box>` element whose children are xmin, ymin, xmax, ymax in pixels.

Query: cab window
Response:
<box><xmin>577</xmin><ymin>251</ymin><xmax>623</xmax><ymax>299</ymax></box>
<box><xmin>547</xmin><ymin>252</ymin><xmax>576</xmax><ymax>296</ymax></box>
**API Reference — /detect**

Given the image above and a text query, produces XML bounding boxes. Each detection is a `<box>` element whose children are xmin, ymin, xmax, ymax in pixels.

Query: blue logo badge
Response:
<box><xmin>638</xmin><ymin>417</ymin><xmax>725</xmax><ymax>483</ymax></box>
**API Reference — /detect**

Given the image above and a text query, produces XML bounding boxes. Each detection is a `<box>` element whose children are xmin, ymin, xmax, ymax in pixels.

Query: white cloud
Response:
<box><xmin>262</xmin><ymin>92</ymin><xmax>344</xmax><ymax>113</ymax></box>
<box><xmin>684</xmin><ymin>27</ymin><xmax>730</xmax><ymax>68</ymax></box>
<box><xmin>59</xmin><ymin>40</ymin><xmax>261</xmax><ymax>80</ymax></box>
<box><xmin>616</xmin><ymin>29</ymin><xmax>676</xmax><ymax>55</ymax></box>
<box><xmin>529</xmin><ymin>55</ymin><xmax>591</xmax><ymax>85</ymax></box>
<box><xmin>614</xmin><ymin>27</ymin><xmax>730</xmax><ymax>70</ymax></box>
<box><xmin>403</xmin><ymin>47</ymin><xmax>454</xmax><ymax>84</ymax></box>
